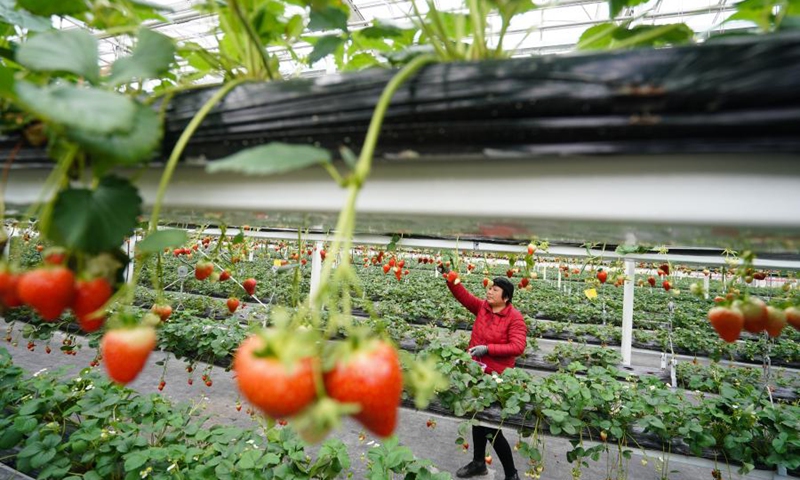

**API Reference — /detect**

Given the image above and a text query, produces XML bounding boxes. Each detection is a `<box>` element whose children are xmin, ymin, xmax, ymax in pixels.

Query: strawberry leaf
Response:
<box><xmin>108</xmin><ymin>29</ymin><xmax>175</xmax><ymax>87</ymax></box>
<box><xmin>16</xmin><ymin>29</ymin><xmax>100</xmax><ymax>83</ymax></box>
<box><xmin>137</xmin><ymin>229</ymin><xmax>188</xmax><ymax>254</ymax></box>
<box><xmin>46</xmin><ymin>176</ymin><xmax>142</xmax><ymax>254</ymax></box>
<box><xmin>67</xmin><ymin>101</ymin><xmax>162</xmax><ymax>165</ymax></box>
<box><xmin>16</xmin><ymin>0</ymin><xmax>89</xmax><ymax>17</ymax></box>
<box><xmin>16</xmin><ymin>81</ymin><xmax>137</xmax><ymax>135</ymax></box>
<box><xmin>206</xmin><ymin>142</ymin><xmax>331</xmax><ymax>176</ymax></box>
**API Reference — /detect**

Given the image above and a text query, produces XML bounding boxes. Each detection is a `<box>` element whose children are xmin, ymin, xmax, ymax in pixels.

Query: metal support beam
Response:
<box><xmin>621</xmin><ymin>260</ymin><xmax>636</xmax><ymax>367</ymax></box>
<box><xmin>124</xmin><ymin>235</ymin><xmax>137</xmax><ymax>284</ymax></box>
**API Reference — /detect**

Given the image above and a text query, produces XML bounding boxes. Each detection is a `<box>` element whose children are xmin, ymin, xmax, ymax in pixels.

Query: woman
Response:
<box><xmin>441</xmin><ymin>268</ymin><xmax>527</xmax><ymax>480</ymax></box>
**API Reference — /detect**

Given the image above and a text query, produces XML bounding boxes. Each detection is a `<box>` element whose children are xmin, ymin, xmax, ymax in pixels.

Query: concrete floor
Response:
<box><xmin>2</xmin><ymin>326</ymin><xmax>794</xmax><ymax>480</ymax></box>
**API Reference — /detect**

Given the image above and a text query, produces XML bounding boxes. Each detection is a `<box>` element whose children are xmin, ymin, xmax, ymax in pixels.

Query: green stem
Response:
<box><xmin>148</xmin><ymin>78</ymin><xmax>249</xmax><ymax>233</ymax></box>
<box><xmin>35</xmin><ymin>144</ymin><xmax>79</xmax><ymax>235</ymax></box>
<box><xmin>230</xmin><ymin>0</ymin><xmax>276</xmax><ymax>80</ymax></box>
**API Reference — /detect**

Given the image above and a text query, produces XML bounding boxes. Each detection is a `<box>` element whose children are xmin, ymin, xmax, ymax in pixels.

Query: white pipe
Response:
<box><xmin>621</xmin><ymin>260</ymin><xmax>635</xmax><ymax>367</ymax></box>
<box><xmin>309</xmin><ymin>240</ymin><xmax>323</xmax><ymax>307</ymax></box>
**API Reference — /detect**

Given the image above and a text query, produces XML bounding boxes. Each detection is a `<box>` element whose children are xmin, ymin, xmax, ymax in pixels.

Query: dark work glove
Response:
<box><xmin>468</xmin><ymin>345</ymin><xmax>488</xmax><ymax>357</ymax></box>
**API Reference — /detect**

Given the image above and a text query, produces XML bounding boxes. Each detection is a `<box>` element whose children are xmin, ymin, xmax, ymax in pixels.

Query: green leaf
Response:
<box><xmin>308</xmin><ymin>6</ymin><xmax>348</xmax><ymax>31</ymax></box>
<box><xmin>46</xmin><ymin>176</ymin><xmax>142</xmax><ymax>255</ymax></box>
<box><xmin>30</xmin><ymin>447</ymin><xmax>56</xmax><ymax>469</ymax></box>
<box><xmin>345</xmin><ymin>52</ymin><xmax>379</xmax><ymax>70</ymax></box>
<box><xmin>109</xmin><ymin>29</ymin><xmax>175</xmax><ymax>86</ymax></box>
<box><xmin>361</xmin><ymin>20</ymin><xmax>406</xmax><ymax>38</ymax></box>
<box><xmin>576</xmin><ymin>23</ymin><xmax>617</xmax><ymax>50</ymax></box>
<box><xmin>13</xmin><ymin>416</ymin><xmax>37</xmax><ymax>433</ymax></box>
<box><xmin>0</xmin><ymin>426</ymin><xmax>22</xmax><ymax>448</ymax></box>
<box><xmin>206</xmin><ymin>142</ymin><xmax>331</xmax><ymax>176</ymax></box>
<box><xmin>137</xmin><ymin>229</ymin><xmax>188</xmax><ymax>254</ymax></box>
<box><xmin>0</xmin><ymin>0</ymin><xmax>50</xmax><ymax>31</ymax></box>
<box><xmin>16</xmin><ymin>0</ymin><xmax>89</xmax><ymax>16</ymax></box>
<box><xmin>727</xmin><ymin>0</ymin><xmax>777</xmax><ymax>31</ymax></box>
<box><xmin>309</xmin><ymin>35</ymin><xmax>344</xmax><ymax>64</ymax></box>
<box><xmin>67</xmin><ymin>102</ymin><xmax>161</xmax><ymax>164</ymax></box>
<box><xmin>609</xmin><ymin>0</ymin><xmax>649</xmax><ymax>18</ymax></box>
<box><xmin>124</xmin><ymin>452</ymin><xmax>148</xmax><ymax>472</ymax></box>
<box><xmin>16</xmin><ymin>82</ymin><xmax>137</xmax><ymax>134</ymax></box>
<box><xmin>16</xmin><ymin>29</ymin><xmax>99</xmax><ymax>82</ymax></box>
<box><xmin>232</xmin><ymin>231</ymin><xmax>245</xmax><ymax>244</ymax></box>
<box><xmin>0</xmin><ymin>64</ymin><xmax>14</xmax><ymax>97</ymax></box>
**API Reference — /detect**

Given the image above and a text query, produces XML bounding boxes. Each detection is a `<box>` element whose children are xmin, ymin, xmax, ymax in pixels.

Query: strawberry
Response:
<box><xmin>485</xmin><ymin>455</ymin><xmax>493</xmax><ymax>465</ymax></box>
<box><xmin>101</xmin><ymin>326</ymin><xmax>156</xmax><ymax>384</ymax></box>
<box><xmin>446</xmin><ymin>270</ymin><xmax>460</xmax><ymax>285</ymax></box>
<box><xmin>735</xmin><ymin>297</ymin><xmax>768</xmax><ymax>334</ymax></box>
<box><xmin>325</xmin><ymin>340</ymin><xmax>402</xmax><ymax>437</ymax></box>
<box><xmin>786</xmin><ymin>307</ymin><xmax>800</xmax><ymax>332</ymax></box>
<box><xmin>243</xmin><ymin>278</ymin><xmax>257</xmax><ymax>296</ymax></box>
<box><xmin>753</xmin><ymin>272</ymin><xmax>766</xmax><ymax>281</ymax></box>
<box><xmin>73</xmin><ymin>278</ymin><xmax>113</xmax><ymax>333</ymax></box>
<box><xmin>764</xmin><ymin>306</ymin><xmax>787</xmax><ymax>338</ymax></box>
<box><xmin>382</xmin><ymin>264</ymin><xmax>391</xmax><ymax>274</ymax></box>
<box><xmin>0</xmin><ymin>270</ymin><xmax>23</xmax><ymax>308</ymax></box>
<box><xmin>43</xmin><ymin>248</ymin><xmax>67</xmax><ymax>265</ymax></box>
<box><xmin>662</xmin><ymin>280</ymin><xmax>671</xmax><ymax>291</ymax></box>
<box><xmin>219</xmin><ymin>270</ymin><xmax>231</xmax><ymax>282</ymax></box>
<box><xmin>151</xmin><ymin>303</ymin><xmax>172</xmax><ymax>322</ymax></box>
<box><xmin>713</xmin><ymin>296</ymin><xmax>724</xmax><ymax>304</ymax></box>
<box><xmin>483</xmin><ymin>278</ymin><xmax>490</xmax><ymax>288</ymax></box>
<box><xmin>227</xmin><ymin>297</ymin><xmax>240</xmax><ymax>313</ymax></box>
<box><xmin>195</xmin><ymin>261</ymin><xmax>213</xmax><ymax>280</ymax></box>
<box><xmin>520</xmin><ymin>277</ymin><xmax>529</xmax><ymax>288</ymax></box>
<box><xmin>659</xmin><ymin>264</ymin><xmax>670</xmax><ymax>275</ymax></box>
<box><xmin>319</xmin><ymin>250</ymin><xmax>326</xmax><ymax>261</ymax></box>
<box><xmin>397</xmin><ymin>260</ymin><xmax>405</xmax><ymax>269</ymax></box>
<box><xmin>233</xmin><ymin>334</ymin><xmax>317</xmax><ymax>418</ymax></box>
<box><xmin>527</xmin><ymin>243</ymin><xmax>535</xmax><ymax>255</ymax></box>
<box><xmin>506</xmin><ymin>269</ymin><xmax>514</xmax><ymax>278</ymax></box>
<box><xmin>708</xmin><ymin>306</ymin><xmax>744</xmax><ymax>343</ymax></box>
<box><xmin>17</xmin><ymin>266</ymin><xmax>75</xmax><ymax>321</ymax></box>
<box><xmin>597</xmin><ymin>270</ymin><xmax>607</xmax><ymax>284</ymax></box>
<box><xmin>388</xmin><ymin>258</ymin><xmax>396</xmax><ymax>268</ymax></box>
<box><xmin>647</xmin><ymin>276</ymin><xmax>656</xmax><ymax>287</ymax></box>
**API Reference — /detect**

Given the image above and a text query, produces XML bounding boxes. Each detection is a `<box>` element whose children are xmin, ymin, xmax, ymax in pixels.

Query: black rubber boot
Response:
<box><xmin>455</xmin><ymin>460</ymin><xmax>488</xmax><ymax>478</ymax></box>
<box><xmin>503</xmin><ymin>473</ymin><xmax>520</xmax><ymax>480</ymax></box>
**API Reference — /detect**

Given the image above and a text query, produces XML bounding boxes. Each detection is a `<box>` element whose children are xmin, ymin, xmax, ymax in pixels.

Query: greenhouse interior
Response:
<box><xmin>1</xmin><ymin>0</ymin><xmax>800</xmax><ymax>479</ymax></box>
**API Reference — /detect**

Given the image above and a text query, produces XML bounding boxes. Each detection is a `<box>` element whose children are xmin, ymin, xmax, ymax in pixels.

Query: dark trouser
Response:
<box><xmin>472</xmin><ymin>425</ymin><xmax>516</xmax><ymax>477</ymax></box>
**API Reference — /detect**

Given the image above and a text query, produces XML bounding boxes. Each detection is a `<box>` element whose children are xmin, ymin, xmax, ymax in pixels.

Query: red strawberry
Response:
<box><xmin>195</xmin><ymin>261</ymin><xmax>213</xmax><ymax>280</ymax></box>
<box><xmin>243</xmin><ymin>278</ymin><xmax>257</xmax><ymax>296</ymax></box>
<box><xmin>73</xmin><ymin>278</ymin><xmax>113</xmax><ymax>333</ymax></box>
<box><xmin>325</xmin><ymin>340</ymin><xmax>402</xmax><ymax>437</ymax></box>
<box><xmin>227</xmin><ymin>297</ymin><xmax>240</xmax><ymax>313</ymax></box>
<box><xmin>597</xmin><ymin>270</ymin><xmax>607</xmax><ymax>284</ymax></box>
<box><xmin>662</xmin><ymin>280</ymin><xmax>671</xmax><ymax>291</ymax></box>
<box><xmin>319</xmin><ymin>250</ymin><xmax>326</xmax><ymax>261</ymax></box>
<box><xmin>786</xmin><ymin>307</ymin><xmax>800</xmax><ymax>332</ymax></box>
<box><xmin>485</xmin><ymin>455</ymin><xmax>493</xmax><ymax>465</ymax></box>
<box><xmin>17</xmin><ymin>266</ymin><xmax>75</xmax><ymax>321</ymax></box>
<box><xmin>753</xmin><ymin>272</ymin><xmax>766</xmax><ymax>281</ymax></box>
<box><xmin>527</xmin><ymin>243</ymin><xmax>535</xmax><ymax>255</ymax></box>
<box><xmin>151</xmin><ymin>304</ymin><xmax>172</xmax><ymax>322</ymax></box>
<box><xmin>219</xmin><ymin>270</ymin><xmax>231</xmax><ymax>282</ymax></box>
<box><xmin>301</xmin><ymin>259</ymin><xmax>307</xmax><ymax>266</ymax></box>
<box><xmin>506</xmin><ymin>269</ymin><xmax>514</xmax><ymax>278</ymax></box>
<box><xmin>520</xmin><ymin>277</ymin><xmax>529</xmax><ymax>288</ymax></box>
<box><xmin>659</xmin><ymin>264</ymin><xmax>670</xmax><ymax>275</ymax></box>
<box><xmin>101</xmin><ymin>326</ymin><xmax>156</xmax><ymax>384</ymax></box>
<box><xmin>647</xmin><ymin>276</ymin><xmax>656</xmax><ymax>287</ymax></box>
<box><xmin>764</xmin><ymin>306</ymin><xmax>787</xmax><ymax>338</ymax></box>
<box><xmin>0</xmin><ymin>270</ymin><xmax>23</xmax><ymax>308</ymax></box>
<box><xmin>736</xmin><ymin>297</ymin><xmax>768</xmax><ymax>334</ymax></box>
<box><xmin>43</xmin><ymin>249</ymin><xmax>67</xmax><ymax>265</ymax></box>
<box><xmin>397</xmin><ymin>260</ymin><xmax>405</xmax><ymax>269</ymax></box>
<box><xmin>446</xmin><ymin>270</ymin><xmax>460</xmax><ymax>285</ymax></box>
<box><xmin>382</xmin><ymin>264</ymin><xmax>391</xmax><ymax>274</ymax></box>
<box><xmin>234</xmin><ymin>334</ymin><xmax>316</xmax><ymax>418</ymax></box>
<box><xmin>708</xmin><ymin>306</ymin><xmax>744</xmax><ymax>343</ymax></box>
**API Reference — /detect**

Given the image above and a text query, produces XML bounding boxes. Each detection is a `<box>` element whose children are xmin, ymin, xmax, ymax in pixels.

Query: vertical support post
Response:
<box><xmin>557</xmin><ymin>268</ymin><xmax>562</xmax><ymax>290</ymax></box>
<box><xmin>543</xmin><ymin>265</ymin><xmax>547</xmax><ymax>281</ymax></box>
<box><xmin>309</xmin><ymin>240</ymin><xmax>324</xmax><ymax>307</ymax></box>
<box><xmin>621</xmin><ymin>259</ymin><xmax>635</xmax><ymax>367</ymax></box>
<box><xmin>703</xmin><ymin>275</ymin><xmax>710</xmax><ymax>300</ymax></box>
<box><xmin>2</xmin><ymin>224</ymin><xmax>13</xmax><ymax>258</ymax></box>
<box><xmin>125</xmin><ymin>233</ymin><xmax>137</xmax><ymax>284</ymax></box>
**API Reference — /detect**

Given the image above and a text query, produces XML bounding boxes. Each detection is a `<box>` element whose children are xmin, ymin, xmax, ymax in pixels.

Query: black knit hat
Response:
<box><xmin>491</xmin><ymin>277</ymin><xmax>514</xmax><ymax>304</ymax></box>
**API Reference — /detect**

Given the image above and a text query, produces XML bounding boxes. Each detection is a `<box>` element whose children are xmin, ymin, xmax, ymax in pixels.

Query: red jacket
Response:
<box><xmin>447</xmin><ymin>282</ymin><xmax>527</xmax><ymax>374</ymax></box>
